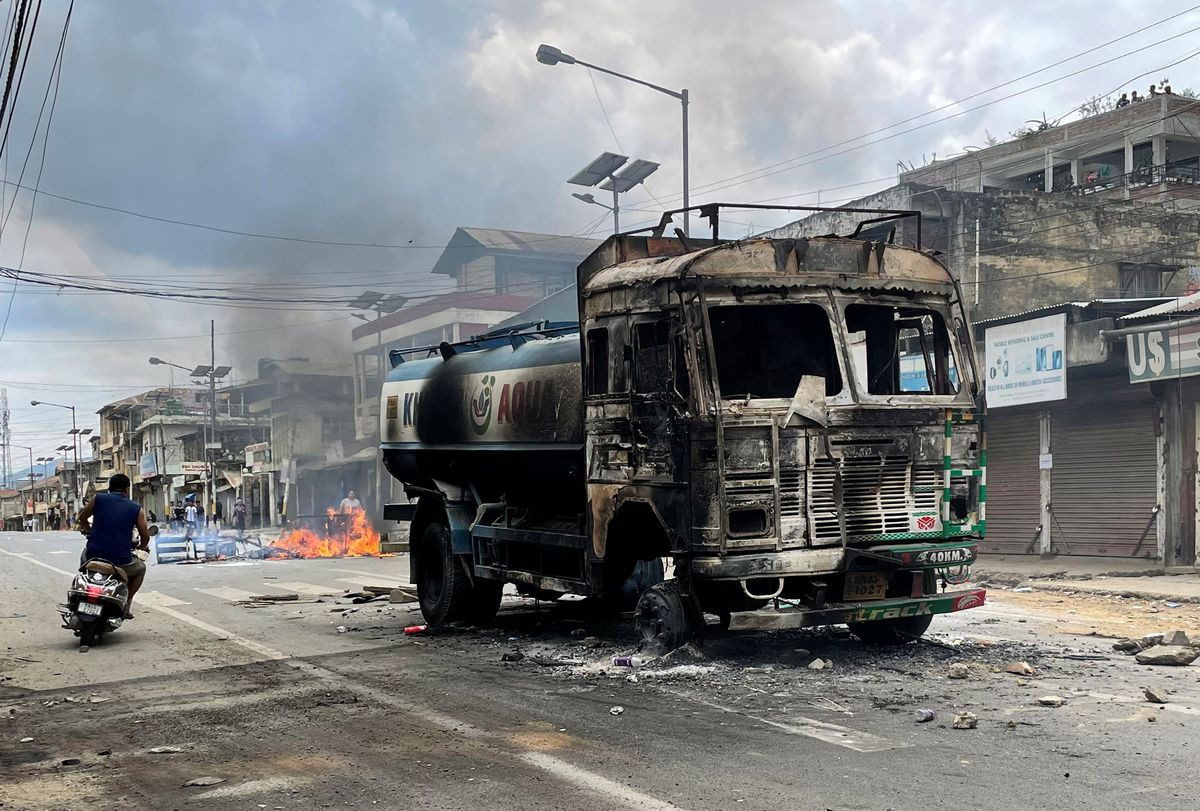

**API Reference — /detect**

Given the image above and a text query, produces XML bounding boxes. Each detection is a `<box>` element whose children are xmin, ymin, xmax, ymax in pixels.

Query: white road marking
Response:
<box><xmin>272</xmin><ymin>581</ymin><xmax>338</xmax><ymax>596</ymax></box>
<box><xmin>139</xmin><ymin>591</ymin><xmax>191</xmax><ymax>607</ymax></box>
<box><xmin>191</xmin><ymin>776</ymin><xmax>313</xmax><ymax>801</ymax></box>
<box><xmin>0</xmin><ymin>548</ymin><xmax>685</xmax><ymax>810</ymax></box>
<box><xmin>336</xmin><ymin>577</ymin><xmax>406</xmax><ymax>589</ymax></box>
<box><xmin>1086</xmin><ymin>691</ymin><xmax>1200</xmax><ymax>717</ymax></box>
<box><xmin>668</xmin><ymin>691</ymin><xmax>906</xmax><ymax>753</ymax></box>
<box><xmin>195</xmin><ymin>586</ymin><xmax>261</xmax><ymax>602</ymax></box>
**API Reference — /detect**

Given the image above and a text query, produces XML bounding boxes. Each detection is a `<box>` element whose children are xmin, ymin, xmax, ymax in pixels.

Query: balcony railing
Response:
<box><xmin>1067</xmin><ymin>161</ymin><xmax>1200</xmax><ymax>195</ymax></box>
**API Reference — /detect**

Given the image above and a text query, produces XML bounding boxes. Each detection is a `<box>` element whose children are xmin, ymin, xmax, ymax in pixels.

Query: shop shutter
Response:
<box><xmin>981</xmin><ymin>412</ymin><xmax>1042</xmax><ymax>555</ymax></box>
<box><xmin>1049</xmin><ymin>390</ymin><xmax>1158</xmax><ymax>558</ymax></box>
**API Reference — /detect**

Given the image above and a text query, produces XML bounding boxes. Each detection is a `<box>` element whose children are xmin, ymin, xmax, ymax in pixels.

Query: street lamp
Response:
<box><xmin>536</xmin><ymin>43</ymin><xmax>690</xmax><ymax>235</ymax></box>
<box><xmin>567</xmin><ymin>152</ymin><xmax>658</xmax><ymax>234</ymax></box>
<box><xmin>149</xmin><ymin>323</ymin><xmax>232</xmax><ymax>522</ymax></box>
<box><xmin>30</xmin><ymin>399</ymin><xmax>80</xmax><ymax>506</ymax></box>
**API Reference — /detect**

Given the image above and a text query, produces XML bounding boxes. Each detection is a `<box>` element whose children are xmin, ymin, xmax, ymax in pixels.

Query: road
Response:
<box><xmin>2</xmin><ymin>530</ymin><xmax>1199</xmax><ymax>810</ymax></box>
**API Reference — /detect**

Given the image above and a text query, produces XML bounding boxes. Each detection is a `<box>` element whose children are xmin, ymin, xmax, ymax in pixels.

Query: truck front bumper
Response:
<box><xmin>726</xmin><ymin>588</ymin><xmax>986</xmax><ymax>631</ymax></box>
<box><xmin>689</xmin><ymin>540</ymin><xmax>978</xmax><ymax>580</ymax></box>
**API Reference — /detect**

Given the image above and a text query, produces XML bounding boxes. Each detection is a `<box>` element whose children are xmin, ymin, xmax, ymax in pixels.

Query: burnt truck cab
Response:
<box><xmin>578</xmin><ymin>231</ymin><xmax>985</xmax><ymax>648</ymax></box>
<box><xmin>381</xmin><ymin>206</ymin><xmax>986</xmax><ymax>650</ymax></box>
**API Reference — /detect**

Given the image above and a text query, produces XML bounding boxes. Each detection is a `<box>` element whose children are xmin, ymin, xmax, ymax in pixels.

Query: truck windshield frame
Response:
<box><xmin>707</xmin><ymin>301</ymin><xmax>844</xmax><ymax>400</ymax></box>
<box><xmin>842</xmin><ymin>300</ymin><xmax>966</xmax><ymax>401</ymax></box>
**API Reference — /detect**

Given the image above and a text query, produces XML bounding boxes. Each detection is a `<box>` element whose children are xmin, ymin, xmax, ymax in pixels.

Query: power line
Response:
<box><xmin>670</xmin><ymin>26</ymin><xmax>1200</xmax><ymax>203</ymax></box>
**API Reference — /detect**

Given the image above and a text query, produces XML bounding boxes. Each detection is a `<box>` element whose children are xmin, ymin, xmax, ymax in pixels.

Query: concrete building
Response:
<box><xmin>349</xmin><ymin>227</ymin><xmax>599</xmax><ymax>520</ymax></box>
<box><xmin>227</xmin><ymin>358</ymin><xmax>357</xmax><ymax>527</ymax></box>
<box><xmin>1</xmin><ymin>488</ymin><xmax>23</xmax><ymax>531</ymax></box>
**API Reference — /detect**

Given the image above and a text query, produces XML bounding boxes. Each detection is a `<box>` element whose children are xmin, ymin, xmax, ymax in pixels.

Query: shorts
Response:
<box><xmin>80</xmin><ymin>550</ymin><xmax>147</xmax><ymax>580</ymax></box>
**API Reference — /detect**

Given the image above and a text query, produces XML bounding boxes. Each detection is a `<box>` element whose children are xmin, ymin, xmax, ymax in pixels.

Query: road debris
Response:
<box><xmin>336</xmin><ymin>625</ymin><xmax>348</xmax><ymax>634</ymax></box>
<box><xmin>403</xmin><ymin>624</ymin><xmax>428</xmax><ymax>636</ymax></box>
<box><xmin>182</xmin><ymin>776</ymin><xmax>226</xmax><ymax>787</ymax></box>
<box><xmin>1112</xmin><ymin>639</ymin><xmax>1143</xmax><ymax>654</ymax></box>
<box><xmin>1003</xmin><ymin>661</ymin><xmax>1037</xmax><ymax>676</ymax></box>
<box><xmin>1143</xmin><ymin>685</ymin><xmax>1170</xmax><ymax>704</ymax></box>
<box><xmin>1160</xmin><ymin>630</ymin><xmax>1191</xmax><ymax>647</ymax></box>
<box><xmin>501</xmin><ymin>651</ymin><xmax>524</xmax><ymax>662</ymax></box>
<box><xmin>1036</xmin><ymin>696</ymin><xmax>1065</xmax><ymax>707</ymax></box>
<box><xmin>19</xmin><ymin>737</ymin><xmax>33</xmax><ymax>743</ymax></box>
<box><xmin>249</xmin><ymin>593</ymin><xmax>300</xmax><ymax>602</ymax></box>
<box><xmin>807</xmin><ymin>658</ymin><xmax>830</xmax><ymax>671</ymax></box>
<box><xmin>1134</xmin><ymin>645</ymin><xmax>1199</xmax><ymax>666</ymax></box>
<box><xmin>947</xmin><ymin>663</ymin><xmax>969</xmax><ymax>679</ymax></box>
<box><xmin>148</xmin><ymin>746</ymin><xmax>183</xmax><ymax>754</ymax></box>
<box><xmin>389</xmin><ymin>588</ymin><xmax>417</xmax><ymax>604</ymax></box>
<box><xmin>60</xmin><ymin>758</ymin><xmax>80</xmax><ymax>766</ymax></box>
<box><xmin>609</xmin><ymin>706</ymin><xmax>624</xmax><ymax>716</ymax></box>
<box><xmin>915</xmin><ymin>709</ymin><xmax>936</xmax><ymax>723</ymax></box>
<box><xmin>951</xmin><ymin>712</ymin><xmax>977</xmax><ymax>730</ymax></box>
<box><xmin>612</xmin><ymin>656</ymin><xmax>646</xmax><ymax>668</ymax></box>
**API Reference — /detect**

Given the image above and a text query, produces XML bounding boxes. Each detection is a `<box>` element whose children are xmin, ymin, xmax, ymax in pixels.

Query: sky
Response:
<box><xmin>1</xmin><ymin>0</ymin><xmax>1198</xmax><ymax>471</ymax></box>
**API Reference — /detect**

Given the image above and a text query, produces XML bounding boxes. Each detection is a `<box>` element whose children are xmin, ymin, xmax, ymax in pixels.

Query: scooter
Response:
<box><xmin>59</xmin><ymin>525</ymin><xmax>158</xmax><ymax>651</ymax></box>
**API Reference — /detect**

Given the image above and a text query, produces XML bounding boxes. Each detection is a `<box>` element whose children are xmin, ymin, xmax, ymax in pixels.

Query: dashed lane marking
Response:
<box><xmin>195</xmin><ymin>586</ymin><xmax>262</xmax><ymax>602</ymax></box>
<box><xmin>272</xmin><ymin>581</ymin><xmax>339</xmax><ymax>596</ymax></box>
<box><xmin>667</xmin><ymin>691</ymin><xmax>908</xmax><ymax>753</ymax></box>
<box><xmin>139</xmin><ymin>591</ymin><xmax>191</xmax><ymax>607</ymax></box>
<box><xmin>0</xmin><ymin>548</ymin><xmax>685</xmax><ymax>810</ymax></box>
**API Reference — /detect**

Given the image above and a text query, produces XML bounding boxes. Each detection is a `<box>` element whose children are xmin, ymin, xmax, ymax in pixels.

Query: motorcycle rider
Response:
<box><xmin>77</xmin><ymin>473</ymin><xmax>151</xmax><ymax>619</ymax></box>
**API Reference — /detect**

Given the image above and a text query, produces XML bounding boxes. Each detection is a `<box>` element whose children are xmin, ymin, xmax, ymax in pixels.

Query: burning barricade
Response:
<box><xmin>267</xmin><ymin>507</ymin><xmax>381</xmax><ymax>559</ymax></box>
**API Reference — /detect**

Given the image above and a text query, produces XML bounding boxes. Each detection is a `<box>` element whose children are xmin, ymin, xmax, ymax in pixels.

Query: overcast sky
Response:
<box><xmin>2</xmin><ymin>0</ymin><xmax>1197</xmax><ymax>467</ymax></box>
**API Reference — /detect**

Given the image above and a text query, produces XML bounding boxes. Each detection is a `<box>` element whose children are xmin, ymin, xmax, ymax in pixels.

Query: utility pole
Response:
<box><xmin>209</xmin><ymin>319</ymin><xmax>218</xmax><ymax>523</ymax></box>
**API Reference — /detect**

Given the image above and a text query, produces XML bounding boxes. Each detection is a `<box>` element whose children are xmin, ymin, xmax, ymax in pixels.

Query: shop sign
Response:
<box><xmin>984</xmin><ymin>313</ymin><xmax>1067</xmax><ymax>408</ymax></box>
<box><xmin>1127</xmin><ymin>322</ymin><xmax>1200</xmax><ymax>383</ymax></box>
<box><xmin>179</xmin><ymin>461</ymin><xmax>208</xmax><ymax>474</ymax></box>
<box><xmin>139</xmin><ymin>451</ymin><xmax>158</xmax><ymax>478</ymax></box>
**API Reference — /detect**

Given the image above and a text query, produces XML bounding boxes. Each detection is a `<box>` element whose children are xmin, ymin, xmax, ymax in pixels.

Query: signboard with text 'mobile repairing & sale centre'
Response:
<box><xmin>984</xmin><ymin>313</ymin><xmax>1067</xmax><ymax>408</ymax></box>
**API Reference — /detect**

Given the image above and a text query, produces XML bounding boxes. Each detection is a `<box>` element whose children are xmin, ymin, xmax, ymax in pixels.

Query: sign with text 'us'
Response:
<box><xmin>1126</xmin><ymin>322</ymin><xmax>1200</xmax><ymax>383</ymax></box>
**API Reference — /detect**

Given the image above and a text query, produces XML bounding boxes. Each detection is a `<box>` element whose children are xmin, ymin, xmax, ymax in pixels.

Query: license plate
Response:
<box><xmin>844</xmin><ymin>572</ymin><xmax>888</xmax><ymax>601</ymax></box>
<box><xmin>77</xmin><ymin>602</ymin><xmax>103</xmax><ymax>616</ymax></box>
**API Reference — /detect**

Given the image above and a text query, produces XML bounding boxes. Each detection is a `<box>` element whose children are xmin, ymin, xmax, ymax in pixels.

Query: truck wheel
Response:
<box><xmin>635</xmin><ymin>581</ymin><xmax>692</xmax><ymax>655</ymax></box>
<box><xmin>848</xmin><ymin>614</ymin><xmax>933</xmax><ymax>645</ymax></box>
<box><xmin>415</xmin><ymin>519</ymin><xmax>471</xmax><ymax>626</ymax></box>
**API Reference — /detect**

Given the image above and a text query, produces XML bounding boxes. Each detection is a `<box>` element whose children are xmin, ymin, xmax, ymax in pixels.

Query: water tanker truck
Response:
<box><xmin>381</xmin><ymin>204</ymin><xmax>987</xmax><ymax>650</ymax></box>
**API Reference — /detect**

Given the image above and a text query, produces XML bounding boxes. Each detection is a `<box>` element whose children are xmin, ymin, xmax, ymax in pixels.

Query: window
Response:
<box><xmin>586</xmin><ymin>328</ymin><xmax>609</xmax><ymax>395</ymax></box>
<box><xmin>708</xmin><ymin>303</ymin><xmax>842</xmax><ymax>398</ymax></box>
<box><xmin>845</xmin><ymin>304</ymin><xmax>959</xmax><ymax>396</ymax></box>
<box><xmin>1119</xmin><ymin>264</ymin><xmax>1165</xmax><ymax>297</ymax></box>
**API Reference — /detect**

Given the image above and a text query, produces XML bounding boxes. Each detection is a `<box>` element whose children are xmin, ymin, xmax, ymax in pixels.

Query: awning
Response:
<box><xmin>299</xmin><ymin>447</ymin><xmax>378</xmax><ymax>473</ymax></box>
<box><xmin>222</xmin><ymin>469</ymin><xmax>244</xmax><ymax>488</ymax></box>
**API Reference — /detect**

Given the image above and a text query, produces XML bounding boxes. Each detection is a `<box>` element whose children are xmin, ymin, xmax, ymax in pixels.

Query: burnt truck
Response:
<box><xmin>381</xmin><ymin>205</ymin><xmax>987</xmax><ymax>650</ymax></box>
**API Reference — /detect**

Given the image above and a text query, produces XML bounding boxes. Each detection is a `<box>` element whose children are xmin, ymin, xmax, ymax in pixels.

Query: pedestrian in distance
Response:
<box><xmin>233</xmin><ymin>497</ymin><xmax>247</xmax><ymax>535</ymax></box>
<box><xmin>339</xmin><ymin>490</ymin><xmax>362</xmax><ymax>513</ymax></box>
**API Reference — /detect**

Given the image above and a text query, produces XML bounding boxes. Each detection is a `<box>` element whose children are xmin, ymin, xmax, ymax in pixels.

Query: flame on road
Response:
<box><xmin>271</xmin><ymin>507</ymin><xmax>380</xmax><ymax>558</ymax></box>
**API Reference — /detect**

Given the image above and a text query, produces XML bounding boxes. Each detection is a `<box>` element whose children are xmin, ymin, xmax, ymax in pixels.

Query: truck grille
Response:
<box><xmin>808</xmin><ymin>456</ymin><xmax>939</xmax><ymax>545</ymax></box>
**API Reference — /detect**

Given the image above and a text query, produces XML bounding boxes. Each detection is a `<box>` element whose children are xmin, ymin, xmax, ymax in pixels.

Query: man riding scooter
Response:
<box><xmin>77</xmin><ymin>473</ymin><xmax>151</xmax><ymax>619</ymax></box>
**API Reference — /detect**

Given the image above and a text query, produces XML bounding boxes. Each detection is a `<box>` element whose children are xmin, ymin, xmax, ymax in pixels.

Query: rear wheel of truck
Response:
<box><xmin>847</xmin><ymin>614</ymin><xmax>933</xmax><ymax>645</ymax></box>
<box><xmin>415</xmin><ymin>518</ymin><xmax>498</xmax><ymax>626</ymax></box>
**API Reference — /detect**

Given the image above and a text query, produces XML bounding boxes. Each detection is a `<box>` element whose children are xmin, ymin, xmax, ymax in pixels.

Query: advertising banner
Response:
<box><xmin>984</xmin><ymin>313</ymin><xmax>1067</xmax><ymax>408</ymax></box>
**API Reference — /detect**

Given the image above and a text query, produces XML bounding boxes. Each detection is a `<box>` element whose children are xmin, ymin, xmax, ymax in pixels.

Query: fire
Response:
<box><xmin>271</xmin><ymin>507</ymin><xmax>380</xmax><ymax>558</ymax></box>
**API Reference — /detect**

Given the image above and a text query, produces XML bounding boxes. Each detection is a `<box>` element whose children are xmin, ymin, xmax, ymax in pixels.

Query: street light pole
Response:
<box><xmin>30</xmin><ymin>400</ymin><xmax>79</xmax><ymax>512</ymax></box>
<box><xmin>537</xmin><ymin>44</ymin><xmax>690</xmax><ymax>235</ymax></box>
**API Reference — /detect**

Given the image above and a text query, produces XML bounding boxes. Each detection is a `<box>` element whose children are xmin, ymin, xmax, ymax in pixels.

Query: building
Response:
<box><xmin>226</xmin><ymin>358</ymin><xmax>357</xmax><ymax>527</ymax></box>
<box><xmin>349</xmin><ymin>227</ymin><xmax>599</xmax><ymax>520</ymax></box>
<box><xmin>763</xmin><ymin>93</ymin><xmax>1200</xmax><ymax>566</ymax></box>
<box><xmin>1</xmin><ymin>488</ymin><xmax>22</xmax><ymax>531</ymax></box>
<box><xmin>1110</xmin><ymin>291</ymin><xmax>1200</xmax><ymax>566</ymax></box>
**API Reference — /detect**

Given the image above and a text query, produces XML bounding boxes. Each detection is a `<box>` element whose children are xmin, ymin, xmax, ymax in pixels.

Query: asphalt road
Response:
<box><xmin>2</xmin><ymin>530</ymin><xmax>1199</xmax><ymax>810</ymax></box>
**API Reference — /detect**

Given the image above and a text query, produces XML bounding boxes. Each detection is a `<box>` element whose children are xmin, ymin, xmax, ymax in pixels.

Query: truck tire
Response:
<box><xmin>847</xmin><ymin>614</ymin><xmax>933</xmax><ymax>645</ymax></box>
<box><xmin>415</xmin><ymin>519</ymin><xmax>472</xmax><ymax>626</ymax></box>
<box><xmin>635</xmin><ymin>581</ymin><xmax>692</xmax><ymax>654</ymax></box>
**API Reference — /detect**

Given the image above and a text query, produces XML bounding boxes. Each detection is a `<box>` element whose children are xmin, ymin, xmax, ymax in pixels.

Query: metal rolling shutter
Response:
<box><xmin>981</xmin><ymin>413</ymin><xmax>1042</xmax><ymax>555</ymax></box>
<box><xmin>1049</xmin><ymin>394</ymin><xmax>1158</xmax><ymax>558</ymax></box>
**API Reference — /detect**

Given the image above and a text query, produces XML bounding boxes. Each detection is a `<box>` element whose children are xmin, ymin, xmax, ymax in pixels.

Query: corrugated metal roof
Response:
<box><xmin>458</xmin><ymin>227</ymin><xmax>601</xmax><ymax>257</ymax></box>
<box><xmin>1120</xmin><ymin>290</ymin><xmax>1200</xmax><ymax>321</ymax></box>
<box><xmin>974</xmin><ymin>298</ymin><xmax>1170</xmax><ymax>327</ymax></box>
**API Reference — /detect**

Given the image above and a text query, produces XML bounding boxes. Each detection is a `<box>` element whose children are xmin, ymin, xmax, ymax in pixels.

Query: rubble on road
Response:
<box><xmin>609</xmin><ymin>706</ymin><xmax>624</xmax><ymax>716</ymax></box>
<box><xmin>915</xmin><ymin>709</ymin><xmax>936</xmax><ymax>723</ymax></box>
<box><xmin>1036</xmin><ymin>696</ymin><xmax>1065</xmax><ymax>707</ymax></box>
<box><xmin>947</xmin><ymin>663</ymin><xmax>969</xmax><ymax>679</ymax></box>
<box><xmin>1003</xmin><ymin>661</ymin><xmax>1037</xmax><ymax>676</ymax></box>
<box><xmin>1143</xmin><ymin>685</ymin><xmax>1170</xmax><ymax>703</ymax></box>
<box><xmin>1112</xmin><ymin>639</ymin><xmax>1143</xmax><ymax>654</ymax></box>
<box><xmin>1134</xmin><ymin>645</ymin><xmax>1199</xmax><ymax>666</ymax></box>
<box><xmin>389</xmin><ymin>588</ymin><xmax>417</xmax><ymax>604</ymax></box>
<box><xmin>951</xmin><ymin>712</ymin><xmax>977</xmax><ymax>729</ymax></box>
<box><xmin>1160</xmin><ymin>630</ymin><xmax>1191</xmax><ymax>647</ymax></box>
<box><xmin>147</xmin><ymin>746</ymin><xmax>183</xmax><ymax>754</ymax></box>
<box><xmin>181</xmin><ymin>776</ymin><xmax>226</xmax><ymax>787</ymax></box>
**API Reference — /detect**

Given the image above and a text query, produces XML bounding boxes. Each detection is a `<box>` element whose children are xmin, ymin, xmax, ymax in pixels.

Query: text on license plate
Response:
<box><xmin>844</xmin><ymin>572</ymin><xmax>888</xmax><ymax>601</ymax></box>
<box><xmin>77</xmin><ymin>601</ymin><xmax>103</xmax><ymax>616</ymax></box>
